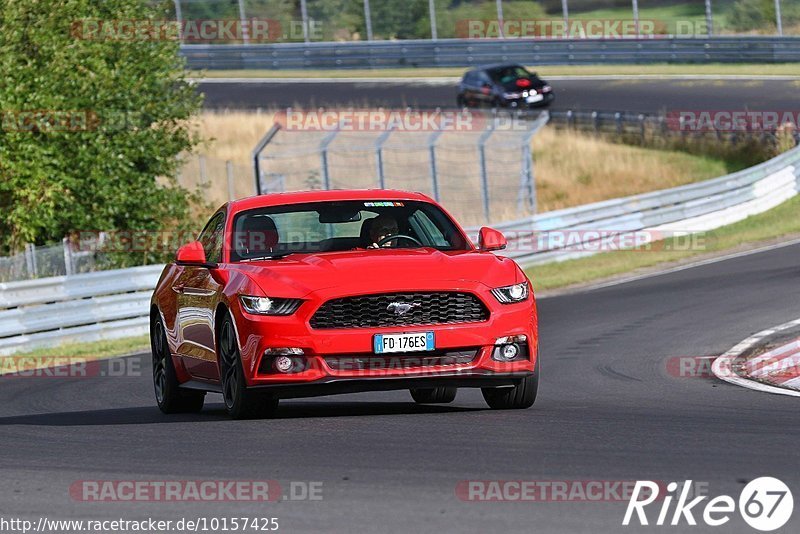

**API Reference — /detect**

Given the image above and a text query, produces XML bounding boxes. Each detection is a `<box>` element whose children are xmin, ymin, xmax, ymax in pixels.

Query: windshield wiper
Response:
<box><xmin>241</xmin><ymin>252</ymin><xmax>295</xmax><ymax>262</ymax></box>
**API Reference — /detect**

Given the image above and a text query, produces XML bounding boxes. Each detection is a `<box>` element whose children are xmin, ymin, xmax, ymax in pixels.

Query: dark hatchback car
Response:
<box><xmin>457</xmin><ymin>64</ymin><xmax>554</xmax><ymax>109</ymax></box>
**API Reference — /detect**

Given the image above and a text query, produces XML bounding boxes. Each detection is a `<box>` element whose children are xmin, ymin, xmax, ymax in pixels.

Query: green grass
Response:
<box><xmin>191</xmin><ymin>63</ymin><xmax>800</xmax><ymax>79</ymax></box>
<box><xmin>526</xmin><ymin>195</ymin><xmax>800</xmax><ymax>291</ymax></box>
<box><xmin>2</xmin><ymin>335</ymin><xmax>150</xmax><ymax>374</ymax></box>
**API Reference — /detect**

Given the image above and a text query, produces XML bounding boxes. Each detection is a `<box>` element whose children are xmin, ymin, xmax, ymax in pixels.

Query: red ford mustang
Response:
<box><xmin>150</xmin><ymin>190</ymin><xmax>539</xmax><ymax>418</ymax></box>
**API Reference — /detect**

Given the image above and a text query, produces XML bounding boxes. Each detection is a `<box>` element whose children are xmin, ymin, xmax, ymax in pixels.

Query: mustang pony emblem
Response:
<box><xmin>386</xmin><ymin>302</ymin><xmax>421</xmax><ymax>316</ymax></box>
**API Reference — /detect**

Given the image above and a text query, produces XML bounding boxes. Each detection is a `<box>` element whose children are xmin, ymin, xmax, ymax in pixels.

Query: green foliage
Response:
<box><xmin>728</xmin><ymin>0</ymin><xmax>775</xmax><ymax>31</ymax></box>
<box><xmin>0</xmin><ymin>0</ymin><xmax>202</xmax><ymax>261</ymax></box>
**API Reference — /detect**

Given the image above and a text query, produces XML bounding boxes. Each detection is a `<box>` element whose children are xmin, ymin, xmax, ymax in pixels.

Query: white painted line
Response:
<box><xmin>711</xmin><ymin>317</ymin><xmax>800</xmax><ymax>397</ymax></box>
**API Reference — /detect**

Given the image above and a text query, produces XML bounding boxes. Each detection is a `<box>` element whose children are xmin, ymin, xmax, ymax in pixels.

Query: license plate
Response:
<box><xmin>526</xmin><ymin>94</ymin><xmax>544</xmax><ymax>103</ymax></box>
<box><xmin>374</xmin><ymin>332</ymin><xmax>435</xmax><ymax>354</ymax></box>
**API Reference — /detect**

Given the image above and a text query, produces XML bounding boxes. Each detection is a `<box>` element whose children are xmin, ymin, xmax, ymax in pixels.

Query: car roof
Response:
<box><xmin>466</xmin><ymin>63</ymin><xmax>524</xmax><ymax>74</ymax></box>
<box><xmin>228</xmin><ymin>189</ymin><xmax>434</xmax><ymax>213</ymax></box>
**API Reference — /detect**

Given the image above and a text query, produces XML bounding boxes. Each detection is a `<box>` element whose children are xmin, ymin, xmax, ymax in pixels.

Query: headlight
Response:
<box><xmin>239</xmin><ymin>295</ymin><xmax>302</xmax><ymax>315</ymax></box>
<box><xmin>491</xmin><ymin>282</ymin><xmax>529</xmax><ymax>304</ymax></box>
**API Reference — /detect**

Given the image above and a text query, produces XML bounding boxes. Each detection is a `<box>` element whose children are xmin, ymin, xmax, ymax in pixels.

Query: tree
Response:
<box><xmin>0</xmin><ymin>0</ymin><xmax>202</xmax><ymax>260</ymax></box>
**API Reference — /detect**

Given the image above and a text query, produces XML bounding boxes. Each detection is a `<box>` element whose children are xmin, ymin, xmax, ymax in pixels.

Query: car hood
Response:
<box><xmin>228</xmin><ymin>249</ymin><xmax>521</xmax><ymax>298</ymax></box>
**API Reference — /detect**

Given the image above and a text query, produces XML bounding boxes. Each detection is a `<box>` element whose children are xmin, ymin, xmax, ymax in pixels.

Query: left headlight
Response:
<box><xmin>239</xmin><ymin>295</ymin><xmax>303</xmax><ymax>315</ymax></box>
<box><xmin>491</xmin><ymin>282</ymin><xmax>529</xmax><ymax>304</ymax></box>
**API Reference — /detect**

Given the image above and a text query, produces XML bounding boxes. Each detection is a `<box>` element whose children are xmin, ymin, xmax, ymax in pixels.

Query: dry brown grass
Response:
<box><xmin>183</xmin><ymin>111</ymin><xmax>729</xmax><ymax>222</ymax></box>
<box><xmin>532</xmin><ymin>127</ymin><xmax>728</xmax><ymax>212</ymax></box>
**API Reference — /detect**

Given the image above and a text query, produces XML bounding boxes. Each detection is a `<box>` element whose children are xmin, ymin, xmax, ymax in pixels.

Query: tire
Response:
<box><xmin>151</xmin><ymin>316</ymin><xmax>205</xmax><ymax>414</ymax></box>
<box><xmin>410</xmin><ymin>386</ymin><xmax>457</xmax><ymax>404</ymax></box>
<box><xmin>218</xmin><ymin>314</ymin><xmax>278</xmax><ymax>420</ymax></box>
<box><xmin>456</xmin><ymin>95</ymin><xmax>467</xmax><ymax>108</ymax></box>
<box><xmin>482</xmin><ymin>357</ymin><xmax>539</xmax><ymax>410</ymax></box>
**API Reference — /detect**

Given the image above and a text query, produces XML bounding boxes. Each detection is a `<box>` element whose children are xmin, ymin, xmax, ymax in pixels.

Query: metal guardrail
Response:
<box><xmin>482</xmin><ymin>144</ymin><xmax>800</xmax><ymax>266</ymax></box>
<box><xmin>1</xmin><ymin>145</ymin><xmax>799</xmax><ymax>354</ymax></box>
<box><xmin>0</xmin><ymin>265</ymin><xmax>163</xmax><ymax>355</ymax></box>
<box><xmin>181</xmin><ymin>37</ymin><xmax>800</xmax><ymax>70</ymax></box>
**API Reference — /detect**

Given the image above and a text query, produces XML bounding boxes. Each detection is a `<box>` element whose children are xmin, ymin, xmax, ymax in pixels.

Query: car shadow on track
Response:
<box><xmin>0</xmin><ymin>401</ymin><xmax>482</xmax><ymax>426</ymax></box>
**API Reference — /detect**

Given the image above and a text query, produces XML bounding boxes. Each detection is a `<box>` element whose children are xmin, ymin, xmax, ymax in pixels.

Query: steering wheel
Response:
<box><xmin>376</xmin><ymin>234</ymin><xmax>423</xmax><ymax>248</ymax></box>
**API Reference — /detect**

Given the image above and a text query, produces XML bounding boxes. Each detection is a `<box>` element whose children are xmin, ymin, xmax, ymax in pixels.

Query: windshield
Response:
<box><xmin>487</xmin><ymin>66</ymin><xmax>535</xmax><ymax>84</ymax></box>
<box><xmin>229</xmin><ymin>200</ymin><xmax>470</xmax><ymax>262</ymax></box>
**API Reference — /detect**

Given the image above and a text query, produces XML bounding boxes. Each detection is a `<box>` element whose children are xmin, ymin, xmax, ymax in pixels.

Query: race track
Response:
<box><xmin>2</xmin><ymin>242</ymin><xmax>799</xmax><ymax>533</ymax></box>
<box><xmin>198</xmin><ymin>78</ymin><xmax>800</xmax><ymax>114</ymax></box>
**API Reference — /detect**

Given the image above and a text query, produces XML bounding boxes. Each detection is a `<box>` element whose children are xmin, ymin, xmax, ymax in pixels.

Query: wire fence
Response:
<box><xmin>253</xmin><ymin>111</ymin><xmax>549</xmax><ymax>227</ymax></box>
<box><xmin>168</xmin><ymin>0</ymin><xmax>800</xmax><ymax>43</ymax></box>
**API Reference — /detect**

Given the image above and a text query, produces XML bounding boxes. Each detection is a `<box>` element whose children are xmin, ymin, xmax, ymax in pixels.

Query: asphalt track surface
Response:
<box><xmin>198</xmin><ymin>78</ymin><xmax>800</xmax><ymax>114</ymax></box>
<box><xmin>1</xmin><ymin>242</ymin><xmax>799</xmax><ymax>533</ymax></box>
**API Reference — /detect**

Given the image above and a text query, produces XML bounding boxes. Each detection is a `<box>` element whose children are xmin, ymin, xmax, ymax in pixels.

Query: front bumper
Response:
<box><xmin>504</xmin><ymin>91</ymin><xmax>555</xmax><ymax>108</ymax></box>
<box><xmin>232</xmin><ymin>286</ymin><xmax>538</xmax><ymax>388</ymax></box>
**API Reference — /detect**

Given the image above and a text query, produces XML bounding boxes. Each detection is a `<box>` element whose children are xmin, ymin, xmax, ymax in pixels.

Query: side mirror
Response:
<box><xmin>176</xmin><ymin>241</ymin><xmax>209</xmax><ymax>266</ymax></box>
<box><xmin>479</xmin><ymin>227</ymin><xmax>507</xmax><ymax>252</ymax></box>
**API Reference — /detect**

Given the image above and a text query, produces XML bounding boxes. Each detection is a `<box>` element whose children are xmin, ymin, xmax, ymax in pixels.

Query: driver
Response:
<box><xmin>367</xmin><ymin>214</ymin><xmax>399</xmax><ymax>248</ymax></box>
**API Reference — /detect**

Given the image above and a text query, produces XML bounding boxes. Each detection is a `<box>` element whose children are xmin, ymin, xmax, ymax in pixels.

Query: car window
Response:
<box><xmin>487</xmin><ymin>66</ymin><xmax>530</xmax><ymax>84</ymax></box>
<box><xmin>409</xmin><ymin>209</ymin><xmax>449</xmax><ymax>248</ymax></box>
<box><xmin>197</xmin><ymin>212</ymin><xmax>225</xmax><ymax>264</ymax></box>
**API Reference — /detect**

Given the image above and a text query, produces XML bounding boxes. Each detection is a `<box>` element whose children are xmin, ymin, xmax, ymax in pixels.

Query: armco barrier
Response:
<box><xmin>1</xmin><ymin>145</ymin><xmax>798</xmax><ymax>354</ymax></box>
<box><xmin>0</xmin><ymin>265</ymin><xmax>163</xmax><ymax>355</ymax></box>
<box><xmin>180</xmin><ymin>37</ymin><xmax>800</xmax><ymax>70</ymax></box>
<box><xmin>487</xmin><ymin>145</ymin><xmax>800</xmax><ymax>265</ymax></box>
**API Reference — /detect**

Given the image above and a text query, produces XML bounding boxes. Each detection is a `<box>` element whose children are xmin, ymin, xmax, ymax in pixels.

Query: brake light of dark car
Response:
<box><xmin>515</xmin><ymin>78</ymin><xmax>532</xmax><ymax>88</ymax></box>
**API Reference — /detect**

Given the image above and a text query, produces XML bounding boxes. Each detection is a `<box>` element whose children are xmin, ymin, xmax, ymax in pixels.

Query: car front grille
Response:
<box><xmin>309</xmin><ymin>292</ymin><xmax>489</xmax><ymax>329</ymax></box>
<box><xmin>324</xmin><ymin>349</ymin><xmax>479</xmax><ymax>371</ymax></box>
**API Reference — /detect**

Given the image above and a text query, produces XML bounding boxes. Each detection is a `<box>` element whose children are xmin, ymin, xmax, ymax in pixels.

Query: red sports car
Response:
<box><xmin>150</xmin><ymin>190</ymin><xmax>539</xmax><ymax>418</ymax></box>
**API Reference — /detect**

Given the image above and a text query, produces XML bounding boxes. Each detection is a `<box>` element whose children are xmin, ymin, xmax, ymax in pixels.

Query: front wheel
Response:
<box><xmin>151</xmin><ymin>316</ymin><xmax>205</xmax><ymax>414</ymax></box>
<box><xmin>410</xmin><ymin>387</ymin><xmax>457</xmax><ymax>404</ymax></box>
<box><xmin>482</xmin><ymin>357</ymin><xmax>539</xmax><ymax>409</ymax></box>
<box><xmin>219</xmin><ymin>314</ymin><xmax>278</xmax><ymax>419</ymax></box>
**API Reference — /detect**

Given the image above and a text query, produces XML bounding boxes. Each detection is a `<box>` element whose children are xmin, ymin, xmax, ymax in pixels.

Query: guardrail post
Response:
<box><xmin>173</xmin><ymin>0</ymin><xmax>183</xmax><ymax>44</ymax></box>
<box><xmin>24</xmin><ymin>244</ymin><xmax>37</xmax><ymax>279</ymax></box>
<box><xmin>319</xmin><ymin>129</ymin><xmax>339</xmax><ymax>190</ymax></box>
<box><xmin>363</xmin><ymin>0</ymin><xmax>373</xmax><ymax>41</ymax></box>
<box><xmin>300</xmin><ymin>0</ymin><xmax>310</xmax><ymax>43</ymax></box>
<box><xmin>615</xmin><ymin>112</ymin><xmax>623</xmax><ymax>135</ymax></box>
<box><xmin>252</xmin><ymin>123</ymin><xmax>283</xmax><ymax>195</ymax></box>
<box><xmin>592</xmin><ymin>111</ymin><xmax>599</xmax><ymax>134</ymax></box>
<box><xmin>427</xmin><ymin>130</ymin><xmax>443</xmax><ymax>202</ymax></box>
<box><xmin>638</xmin><ymin>114</ymin><xmax>646</xmax><ymax>144</ymax></box>
<box><xmin>375</xmin><ymin>127</ymin><xmax>393</xmax><ymax>189</ymax></box>
<box><xmin>495</xmin><ymin>0</ymin><xmax>504</xmax><ymax>38</ymax></box>
<box><xmin>428</xmin><ymin>0</ymin><xmax>438</xmax><ymax>40</ymax></box>
<box><xmin>478</xmin><ymin>125</ymin><xmax>495</xmax><ymax>224</ymax></box>
<box><xmin>62</xmin><ymin>238</ymin><xmax>74</xmax><ymax>276</ymax></box>
<box><xmin>237</xmin><ymin>0</ymin><xmax>249</xmax><ymax>44</ymax></box>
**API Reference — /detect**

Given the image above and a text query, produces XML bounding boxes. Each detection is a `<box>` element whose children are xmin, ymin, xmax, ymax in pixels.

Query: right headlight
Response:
<box><xmin>239</xmin><ymin>295</ymin><xmax>303</xmax><ymax>315</ymax></box>
<box><xmin>491</xmin><ymin>282</ymin><xmax>529</xmax><ymax>304</ymax></box>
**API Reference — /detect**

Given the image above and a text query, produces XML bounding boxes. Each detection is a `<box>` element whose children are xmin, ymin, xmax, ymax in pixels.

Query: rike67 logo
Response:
<box><xmin>623</xmin><ymin>478</ymin><xmax>793</xmax><ymax>531</ymax></box>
